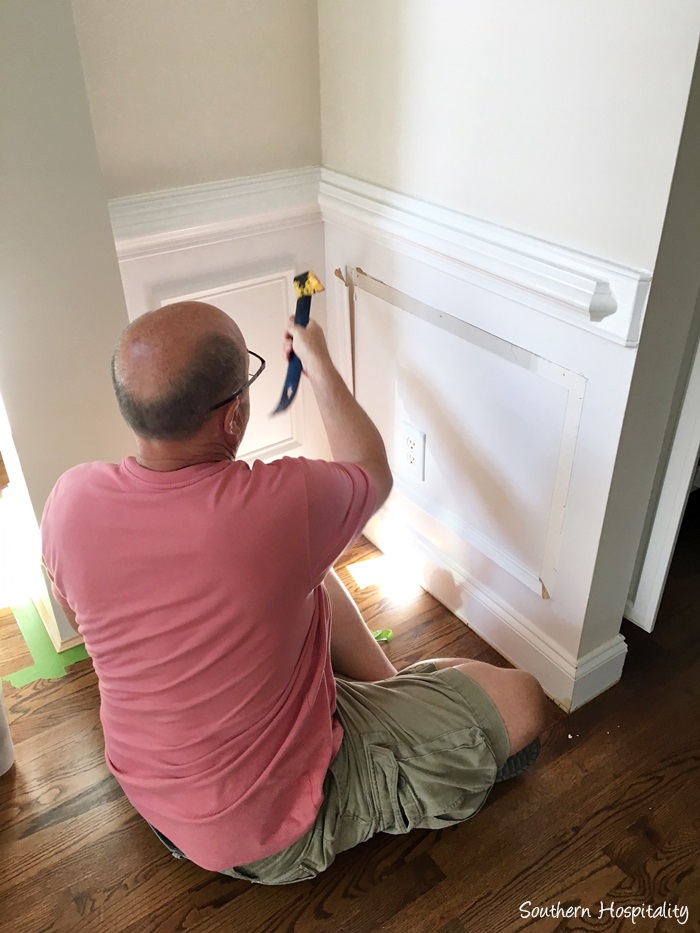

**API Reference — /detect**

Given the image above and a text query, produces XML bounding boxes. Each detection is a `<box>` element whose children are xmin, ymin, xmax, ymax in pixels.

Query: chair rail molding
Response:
<box><xmin>109</xmin><ymin>167</ymin><xmax>650</xmax><ymax>349</ymax></box>
<box><xmin>110</xmin><ymin>167</ymin><xmax>322</xmax><ymax>260</ymax></box>
<box><xmin>320</xmin><ymin>169</ymin><xmax>651</xmax><ymax>347</ymax></box>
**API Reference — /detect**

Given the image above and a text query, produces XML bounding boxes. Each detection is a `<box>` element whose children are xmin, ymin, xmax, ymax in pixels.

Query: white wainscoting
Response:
<box><xmin>365</xmin><ymin>504</ymin><xmax>627</xmax><ymax>712</ymax></box>
<box><xmin>322</xmin><ymin>181</ymin><xmax>639</xmax><ymax>710</ymax></box>
<box><xmin>110</xmin><ymin>168</ymin><xmax>330</xmax><ymax>465</ymax></box>
<box><xmin>111</xmin><ymin>167</ymin><xmax>321</xmax><ymax>258</ymax></box>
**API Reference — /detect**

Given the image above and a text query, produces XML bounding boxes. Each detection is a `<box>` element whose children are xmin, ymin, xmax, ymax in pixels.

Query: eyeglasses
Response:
<box><xmin>208</xmin><ymin>350</ymin><xmax>266</xmax><ymax>412</ymax></box>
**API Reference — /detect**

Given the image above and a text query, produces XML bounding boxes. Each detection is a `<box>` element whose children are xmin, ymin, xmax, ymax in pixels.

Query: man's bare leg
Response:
<box><xmin>325</xmin><ymin>569</ymin><xmax>398</xmax><ymax>681</ymax></box>
<box><xmin>325</xmin><ymin>573</ymin><xmax>545</xmax><ymax>747</ymax></box>
<box><xmin>423</xmin><ymin>657</ymin><xmax>546</xmax><ymax>755</ymax></box>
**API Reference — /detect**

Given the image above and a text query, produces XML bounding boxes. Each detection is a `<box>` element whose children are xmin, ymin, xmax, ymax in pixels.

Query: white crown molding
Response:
<box><xmin>110</xmin><ymin>167</ymin><xmax>322</xmax><ymax>260</ymax></box>
<box><xmin>320</xmin><ymin>168</ymin><xmax>652</xmax><ymax>347</ymax></box>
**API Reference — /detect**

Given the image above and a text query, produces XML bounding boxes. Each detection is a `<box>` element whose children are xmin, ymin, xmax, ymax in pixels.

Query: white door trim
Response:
<box><xmin>626</xmin><ymin>314</ymin><xmax>700</xmax><ymax>631</ymax></box>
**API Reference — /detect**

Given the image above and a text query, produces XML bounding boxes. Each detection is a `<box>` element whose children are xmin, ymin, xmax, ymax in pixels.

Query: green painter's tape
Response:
<box><xmin>2</xmin><ymin>602</ymin><xmax>88</xmax><ymax>688</ymax></box>
<box><xmin>372</xmin><ymin>628</ymin><xmax>393</xmax><ymax>643</ymax></box>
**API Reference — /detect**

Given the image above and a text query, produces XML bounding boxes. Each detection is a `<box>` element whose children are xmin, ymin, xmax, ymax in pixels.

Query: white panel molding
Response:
<box><xmin>320</xmin><ymin>169</ymin><xmax>651</xmax><ymax>347</ymax></box>
<box><xmin>366</xmin><ymin>507</ymin><xmax>627</xmax><ymax>711</ymax></box>
<box><xmin>110</xmin><ymin>167</ymin><xmax>321</xmax><ymax>260</ymax></box>
<box><xmin>349</xmin><ymin>268</ymin><xmax>586</xmax><ymax>600</ymax></box>
<box><xmin>161</xmin><ymin>271</ymin><xmax>306</xmax><ymax>463</ymax></box>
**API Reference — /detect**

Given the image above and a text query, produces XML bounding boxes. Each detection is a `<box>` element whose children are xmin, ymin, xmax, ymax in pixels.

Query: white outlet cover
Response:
<box><xmin>400</xmin><ymin>421</ymin><xmax>426</xmax><ymax>481</ymax></box>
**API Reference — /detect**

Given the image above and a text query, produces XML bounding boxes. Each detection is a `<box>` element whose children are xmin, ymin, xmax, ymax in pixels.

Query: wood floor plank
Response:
<box><xmin>3</xmin><ymin>660</ymin><xmax>98</xmax><ymax>745</ymax></box>
<box><xmin>603</xmin><ymin>781</ymin><xmax>700</xmax><ymax>910</ymax></box>
<box><xmin>0</xmin><ymin>712</ymin><xmax>105</xmax><ymax>841</ymax></box>
<box><xmin>0</xmin><ymin>607</ymin><xmax>32</xmax><ymax>677</ymax></box>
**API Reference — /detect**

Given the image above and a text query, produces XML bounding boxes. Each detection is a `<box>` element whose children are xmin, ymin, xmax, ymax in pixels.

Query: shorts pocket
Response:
<box><xmin>224</xmin><ymin>859</ymin><xmax>319</xmax><ymax>885</ymax></box>
<box><xmin>366</xmin><ymin>743</ymin><xmax>412</xmax><ymax>834</ymax></box>
<box><xmin>367</xmin><ymin>726</ymin><xmax>498</xmax><ymax>834</ymax></box>
<box><xmin>224</xmin><ymin>828</ymin><xmax>321</xmax><ymax>886</ymax></box>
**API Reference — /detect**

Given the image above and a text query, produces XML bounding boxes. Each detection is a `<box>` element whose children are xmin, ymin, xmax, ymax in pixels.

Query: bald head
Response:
<box><xmin>112</xmin><ymin>301</ymin><xmax>248</xmax><ymax>440</ymax></box>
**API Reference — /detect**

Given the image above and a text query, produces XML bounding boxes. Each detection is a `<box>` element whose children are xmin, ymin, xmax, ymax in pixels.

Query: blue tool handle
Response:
<box><xmin>295</xmin><ymin>293</ymin><xmax>312</xmax><ymax>327</ymax></box>
<box><xmin>272</xmin><ymin>294</ymin><xmax>312</xmax><ymax>414</ymax></box>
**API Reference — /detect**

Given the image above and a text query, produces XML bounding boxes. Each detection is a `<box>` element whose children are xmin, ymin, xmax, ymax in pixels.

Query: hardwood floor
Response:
<box><xmin>0</xmin><ymin>608</ymin><xmax>33</xmax><ymax>679</ymax></box>
<box><xmin>1</xmin><ymin>518</ymin><xmax>698</xmax><ymax>933</ymax></box>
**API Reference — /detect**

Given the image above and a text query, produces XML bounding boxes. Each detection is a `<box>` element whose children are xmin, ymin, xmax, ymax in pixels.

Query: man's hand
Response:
<box><xmin>283</xmin><ymin>317</ymin><xmax>332</xmax><ymax>383</ymax></box>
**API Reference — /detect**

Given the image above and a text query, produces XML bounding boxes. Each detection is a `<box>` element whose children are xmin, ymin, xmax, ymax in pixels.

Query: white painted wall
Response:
<box><xmin>0</xmin><ymin>0</ymin><xmax>133</xmax><ymax>641</ymax></box>
<box><xmin>318</xmin><ymin>0</ymin><xmax>700</xmax><ymax>270</ymax></box>
<box><xmin>72</xmin><ymin>0</ymin><xmax>322</xmax><ymax>198</ymax></box>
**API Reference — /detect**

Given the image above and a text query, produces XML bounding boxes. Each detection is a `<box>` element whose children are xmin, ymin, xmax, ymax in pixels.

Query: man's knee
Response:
<box><xmin>508</xmin><ymin>669</ymin><xmax>547</xmax><ymax>747</ymax></box>
<box><xmin>455</xmin><ymin>661</ymin><xmax>546</xmax><ymax>756</ymax></box>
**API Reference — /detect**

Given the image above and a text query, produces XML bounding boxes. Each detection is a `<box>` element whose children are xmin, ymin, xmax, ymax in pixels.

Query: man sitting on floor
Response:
<box><xmin>41</xmin><ymin>300</ymin><xmax>546</xmax><ymax>884</ymax></box>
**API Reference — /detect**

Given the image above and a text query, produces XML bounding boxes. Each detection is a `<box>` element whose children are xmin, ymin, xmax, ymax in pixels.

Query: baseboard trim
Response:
<box><xmin>365</xmin><ymin>511</ymin><xmax>627</xmax><ymax>711</ymax></box>
<box><xmin>55</xmin><ymin>632</ymin><xmax>84</xmax><ymax>653</ymax></box>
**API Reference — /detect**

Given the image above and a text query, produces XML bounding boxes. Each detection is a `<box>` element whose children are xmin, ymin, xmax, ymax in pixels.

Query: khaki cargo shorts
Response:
<box><xmin>220</xmin><ymin>661</ymin><xmax>510</xmax><ymax>885</ymax></box>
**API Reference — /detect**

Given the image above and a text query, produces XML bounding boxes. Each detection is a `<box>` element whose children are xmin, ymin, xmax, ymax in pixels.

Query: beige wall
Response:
<box><xmin>72</xmin><ymin>0</ymin><xmax>322</xmax><ymax>198</ymax></box>
<box><xmin>0</xmin><ymin>0</ymin><xmax>133</xmax><ymax>638</ymax></box>
<box><xmin>318</xmin><ymin>0</ymin><xmax>700</xmax><ymax>270</ymax></box>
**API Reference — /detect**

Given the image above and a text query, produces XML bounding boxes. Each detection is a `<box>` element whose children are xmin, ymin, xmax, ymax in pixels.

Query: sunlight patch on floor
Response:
<box><xmin>346</xmin><ymin>555</ymin><xmax>424</xmax><ymax>605</ymax></box>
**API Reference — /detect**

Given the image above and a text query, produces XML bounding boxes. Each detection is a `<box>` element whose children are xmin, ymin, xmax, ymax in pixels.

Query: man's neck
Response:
<box><xmin>134</xmin><ymin>437</ymin><xmax>235</xmax><ymax>472</ymax></box>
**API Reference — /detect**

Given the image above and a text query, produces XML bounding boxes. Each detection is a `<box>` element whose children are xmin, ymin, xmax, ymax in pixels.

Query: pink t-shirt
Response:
<box><xmin>41</xmin><ymin>456</ymin><xmax>376</xmax><ymax>871</ymax></box>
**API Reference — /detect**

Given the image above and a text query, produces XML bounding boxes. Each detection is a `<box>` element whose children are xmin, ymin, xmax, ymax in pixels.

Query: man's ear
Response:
<box><xmin>223</xmin><ymin>398</ymin><xmax>240</xmax><ymax>435</ymax></box>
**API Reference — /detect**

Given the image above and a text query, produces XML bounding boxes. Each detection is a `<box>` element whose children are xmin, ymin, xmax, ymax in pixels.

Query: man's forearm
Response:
<box><xmin>308</xmin><ymin>357</ymin><xmax>392</xmax><ymax>503</ymax></box>
<box><xmin>284</xmin><ymin>317</ymin><xmax>393</xmax><ymax>504</ymax></box>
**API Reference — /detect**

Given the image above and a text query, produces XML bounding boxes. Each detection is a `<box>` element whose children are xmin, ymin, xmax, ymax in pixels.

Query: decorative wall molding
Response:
<box><xmin>110</xmin><ymin>166</ymin><xmax>650</xmax><ymax>346</ymax></box>
<box><xmin>366</xmin><ymin>509</ymin><xmax>627</xmax><ymax>711</ymax></box>
<box><xmin>320</xmin><ymin>168</ymin><xmax>651</xmax><ymax>347</ymax></box>
<box><xmin>162</xmin><ymin>272</ymin><xmax>306</xmax><ymax>462</ymax></box>
<box><xmin>349</xmin><ymin>268</ymin><xmax>586</xmax><ymax>600</ymax></box>
<box><xmin>110</xmin><ymin>167</ymin><xmax>321</xmax><ymax>260</ymax></box>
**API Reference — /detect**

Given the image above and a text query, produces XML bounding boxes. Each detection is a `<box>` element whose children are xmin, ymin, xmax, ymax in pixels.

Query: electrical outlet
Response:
<box><xmin>402</xmin><ymin>422</ymin><xmax>426</xmax><ymax>481</ymax></box>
